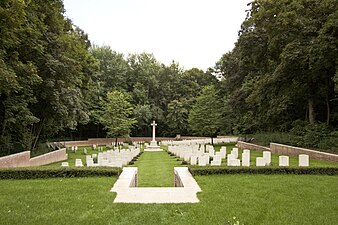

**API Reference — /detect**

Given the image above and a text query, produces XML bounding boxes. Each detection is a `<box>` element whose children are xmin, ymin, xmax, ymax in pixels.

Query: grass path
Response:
<box><xmin>132</xmin><ymin>149</ymin><xmax>182</xmax><ymax>187</ymax></box>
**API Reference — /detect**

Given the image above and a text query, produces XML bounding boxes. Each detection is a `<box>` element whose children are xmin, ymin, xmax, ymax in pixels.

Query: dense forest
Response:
<box><xmin>0</xmin><ymin>0</ymin><xmax>337</xmax><ymax>156</ymax></box>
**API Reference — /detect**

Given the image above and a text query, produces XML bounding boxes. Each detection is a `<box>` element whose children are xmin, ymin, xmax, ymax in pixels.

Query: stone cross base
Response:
<box><xmin>144</xmin><ymin>141</ymin><xmax>162</xmax><ymax>152</ymax></box>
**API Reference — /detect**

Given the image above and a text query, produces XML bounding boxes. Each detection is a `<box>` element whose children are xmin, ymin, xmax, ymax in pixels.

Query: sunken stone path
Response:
<box><xmin>110</xmin><ymin>150</ymin><xmax>201</xmax><ymax>203</ymax></box>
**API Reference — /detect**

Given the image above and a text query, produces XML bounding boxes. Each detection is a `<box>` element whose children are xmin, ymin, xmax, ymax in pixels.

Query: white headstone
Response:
<box><xmin>211</xmin><ymin>160</ymin><xmax>221</xmax><ymax>166</ymax></box>
<box><xmin>231</xmin><ymin>148</ymin><xmax>239</xmax><ymax>159</ymax></box>
<box><xmin>299</xmin><ymin>154</ymin><xmax>309</xmax><ymax>167</ymax></box>
<box><xmin>61</xmin><ymin>162</ymin><xmax>69</xmax><ymax>167</ymax></box>
<box><xmin>229</xmin><ymin>159</ymin><xmax>241</xmax><ymax>166</ymax></box>
<box><xmin>190</xmin><ymin>156</ymin><xmax>197</xmax><ymax>165</ymax></box>
<box><xmin>227</xmin><ymin>154</ymin><xmax>235</xmax><ymax>166</ymax></box>
<box><xmin>263</xmin><ymin>151</ymin><xmax>271</xmax><ymax>166</ymax></box>
<box><xmin>279</xmin><ymin>156</ymin><xmax>289</xmax><ymax>167</ymax></box>
<box><xmin>198</xmin><ymin>156</ymin><xmax>207</xmax><ymax>166</ymax></box>
<box><xmin>75</xmin><ymin>159</ymin><xmax>83</xmax><ymax>167</ymax></box>
<box><xmin>220</xmin><ymin>146</ymin><xmax>227</xmax><ymax>158</ymax></box>
<box><xmin>256</xmin><ymin>157</ymin><xmax>266</xmax><ymax>167</ymax></box>
<box><xmin>242</xmin><ymin>150</ymin><xmax>250</xmax><ymax>167</ymax></box>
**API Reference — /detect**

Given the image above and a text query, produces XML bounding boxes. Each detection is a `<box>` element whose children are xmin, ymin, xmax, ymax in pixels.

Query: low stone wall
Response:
<box><xmin>237</xmin><ymin>141</ymin><xmax>271</xmax><ymax>152</ymax></box>
<box><xmin>237</xmin><ymin>141</ymin><xmax>338</xmax><ymax>163</ymax></box>
<box><xmin>0</xmin><ymin>151</ymin><xmax>31</xmax><ymax>168</ymax></box>
<box><xmin>0</xmin><ymin>148</ymin><xmax>68</xmax><ymax>168</ymax></box>
<box><xmin>270</xmin><ymin>143</ymin><xmax>338</xmax><ymax>163</ymax></box>
<box><xmin>29</xmin><ymin>148</ymin><xmax>67</xmax><ymax>166</ymax></box>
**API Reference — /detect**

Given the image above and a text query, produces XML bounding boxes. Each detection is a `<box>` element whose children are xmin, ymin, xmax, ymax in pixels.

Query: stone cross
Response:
<box><xmin>151</xmin><ymin>120</ymin><xmax>157</xmax><ymax>142</ymax></box>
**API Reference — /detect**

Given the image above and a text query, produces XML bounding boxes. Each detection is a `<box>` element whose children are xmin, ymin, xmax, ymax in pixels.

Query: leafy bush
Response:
<box><xmin>0</xmin><ymin>167</ymin><xmax>121</xmax><ymax>180</ymax></box>
<box><xmin>189</xmin><ymin>166</ymin><xmax>338</xmax><ymax>176</ymax></box>
<box><xmin>181</xmin><ymin>160</ymin><xmax>188</xmax><ymax>165</ymax></box>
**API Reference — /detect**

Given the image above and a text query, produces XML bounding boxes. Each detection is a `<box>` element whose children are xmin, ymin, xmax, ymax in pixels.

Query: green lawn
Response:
<box><xmin>0</xmin><ymin>175</ymin><xmax>337</xmax><ymax>225</ymax></box>
<box><xmin>132</xmin><ymin>148</ymin><xmax>182</xmax><ymax>187</ymax></box>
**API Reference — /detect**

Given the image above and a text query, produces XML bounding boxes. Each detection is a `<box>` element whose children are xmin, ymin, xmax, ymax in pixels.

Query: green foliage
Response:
<box><xmin>189</xmin><ymin>167</ymin><xmax>338</xmax><ymax>176</ymax></box>
<box><xmin>0</xmin><ymin>0</ymin><xmax>96</xmax><ymax>155</ymax></box>
<box><xmin>217</xmin><ymin>0</ymin><xmax>338</xmax><ymax>133</ymax></box>
<box><xmin>189</xmin><ymin>85</ymin><xmax>222</xmax><ymax>138</ymax></box>
<box><xmin>166</xmin><ymin>99</ymin><xmax>189</xmax><ymax>135</ymax></box>
<box><xmin>0</xmin><ymin>167</ymin><xmax>120</xmax><ymax>180</ymax></box>
<box><xmin>251</xmin><ymin>127</ymin><xmax>338</xmax><ymax>153</ymax></box>
<box><xmin>100</xmin><ymin>90</ymin><xmax>136</xmax><ymax>139</ymax></box>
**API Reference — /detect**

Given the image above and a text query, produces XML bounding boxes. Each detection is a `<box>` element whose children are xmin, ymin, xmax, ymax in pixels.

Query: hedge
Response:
<box><xmin>0</xmin><ymin>167</ymin><xmax>121</xmax><ymax>180</ymax></box>
<box><xmin>188</xmin><ymin>166</ymin><xmax>338</xmax><ymax>176</ymax></box>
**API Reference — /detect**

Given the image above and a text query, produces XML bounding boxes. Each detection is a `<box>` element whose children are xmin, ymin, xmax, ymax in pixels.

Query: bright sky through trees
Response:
<box><xmin>63</xmin><ymin>0</ymin><xmax>249</xmax><ymax>70</ymax></box>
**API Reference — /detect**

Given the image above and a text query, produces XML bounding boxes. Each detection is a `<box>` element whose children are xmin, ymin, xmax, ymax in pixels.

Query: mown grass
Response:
<box><xmin>132</xmin><ymin>147</ymin><xmax>182</xmax><ymax>187</ymax></box>
<box><xmin>0</xmin><ymin>175</ymin><xmax>337</xmax><ymax>225</ymax></box>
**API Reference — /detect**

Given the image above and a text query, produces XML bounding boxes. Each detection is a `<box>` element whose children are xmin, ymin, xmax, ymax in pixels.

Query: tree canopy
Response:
<box><xmin>0</xmin><ymin>0</ymin><xmax>337</xmax><ymax>155</ymax></box>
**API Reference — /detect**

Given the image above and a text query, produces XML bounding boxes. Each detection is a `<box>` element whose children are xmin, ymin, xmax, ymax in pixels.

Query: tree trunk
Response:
<box><xmin>31</xmin><ymin>118</ymin><xmax>45</xmax><ymax>151</ymax></box>
<box><xmin>211</xmin><ymin>136</ymin><xmax>214</xmax><ymax>145</ymax></box>
<box><xmin>308</xmin><ymin>99</ymin><xmax>315</xmax><ymax>125</ymax></box>
<box><xmin>326</xmin><ymin>97</ymin><xmax>330</xmax><ymax>126</ymax></box>
<box><xmin>115</xmin><ymin>137</ymin><xmax>118</xmax><ymax>147</ymax></box>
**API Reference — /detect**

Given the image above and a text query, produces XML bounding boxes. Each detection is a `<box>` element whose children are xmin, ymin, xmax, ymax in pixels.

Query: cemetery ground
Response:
<box><xmin>0</xmin><ymin>143</ymin><xmax>337</xmax><ymax>225</ymax></box>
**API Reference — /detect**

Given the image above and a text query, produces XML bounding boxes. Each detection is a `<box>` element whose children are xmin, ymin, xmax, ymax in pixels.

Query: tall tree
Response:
<box><xmin>100</xmin><ymin>90</ymin><xmax>136</xmax><ymax>145</ymax></box>
<box><xmin>0</xmin><ymin>0</ymin><xmax>96</xmax><ymax>154</ymax></box>
<box><xmin>188</xmin><ymin>85</ymin><xmax>222</xmax><ymax>144</ymax></box>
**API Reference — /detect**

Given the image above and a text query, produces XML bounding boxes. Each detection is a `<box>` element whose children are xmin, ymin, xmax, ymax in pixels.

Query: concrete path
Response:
<box><xmin>110</xmin><ymin>167</ymin><xmax>201</xmax><ymax>203</ymax></box>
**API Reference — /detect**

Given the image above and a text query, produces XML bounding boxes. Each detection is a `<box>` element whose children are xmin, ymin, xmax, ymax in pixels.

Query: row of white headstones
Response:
<box><xmin>168</xmin><ymin>145</ymin><xmax>310</xmax><ymax>167</ymax></box>
<box><xmin>61</xmin><ymin>146</ymin><xmax>141</xmax><ymax>168</ymax></box>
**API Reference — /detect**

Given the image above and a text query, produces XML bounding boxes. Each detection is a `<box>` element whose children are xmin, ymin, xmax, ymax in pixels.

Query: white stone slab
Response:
<box><xmin>211</xmin><ymin>160</ymin><xmax>221</xmax><ymax>166</ymax></box>
<box><xmin>299</xmin><ymin>154</ymin><xmax>309</xmax><ymax>167</ymax></box>
<box><xmin>227</xmin><ymin>154</ymin><xmax>235</xmax><ymax>165</ymax></box>
<box><xmin>190</xmin><ymin>156</ymin><xmax>197</xmax><ymax>165</ymax></box>
<box><xmin>242</xmin><ymin>150</ymin><xmax>250</xmax><ymax>167</ymax></box>
<box><xmin>263</xmin><ymin>151</ymin><xmax>271</xmax><ymax>166</ymax></box>
<box><xmin>231</xmin><ymin>148</ymin><xmax>239</xmax><ymax>159</ymax></box>
<box><xmin>220</xmin><ymin>147</ymin><xmax>227</xmax><ymax>158</ymax></box>
<box><xmin>279</xmin><ymin>156</ymin><xmax>289</xmax><ymax>167</ymax></box>
<box><xmin>111</xmin><ymin>167</ymin><xmax>201</xmax><ymax>203</ymax></box>
<box><xmin>75</xmin><ymin>159</ymin><xmax>83</xmax><ymax>167</ymax></box>
<box><xmin>61</xmin><ymin>162</ymin><xmax>69</xmax><ymax>167</ymax></box>
<box><xmin>228</xmin><ymin>159</ymin><xmax>240</xmax><ymax>166</ymax></box>
<box><xmin>256</xmin><ymin>157</ymin><xmax>266</xmax><ymax>167</ymax></box>
<box><xmin>198</xmin><ymin>156</ymin><xmax>207</xmax><ymax>166</ymax></box>
<box><xmin>144</xmin><ymin>148</ymin><xmax>163</xmax><ymax>152</ymax></box>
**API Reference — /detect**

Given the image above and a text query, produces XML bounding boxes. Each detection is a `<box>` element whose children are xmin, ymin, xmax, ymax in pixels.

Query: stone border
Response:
<box><xmin>110</xmin><ymin>167</ymin><xmax>202</xmax><ymax>203</ymax></box>
<box><xmin>237</xmin><ymin>141</ymin><xmax>338</xmax><ymax>163</ymax></box>
<box><xmin>0</xmin><ymin>148</ymin><xmax>68</xmax><ymax>168</ymax></box>
<box><xmin>270</xmin><ymin>143</ymin><xmax>338</xmax><ymax>163</ymax></box>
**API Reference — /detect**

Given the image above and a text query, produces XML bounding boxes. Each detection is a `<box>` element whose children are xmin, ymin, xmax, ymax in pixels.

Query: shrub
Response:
<box><xmin>188</xmin><ymin>167</ymin><xmax>338</xmax><ymax>176</ymax></box>
<box><xmin>181</xmin><ymin>161</ymin><xmax>188</xmax><ymax>165</ymax></box>
<box><xmin>0</xmin><ymin>167</ymin><xmax>121</xmax><ymax>180</ymax></box>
